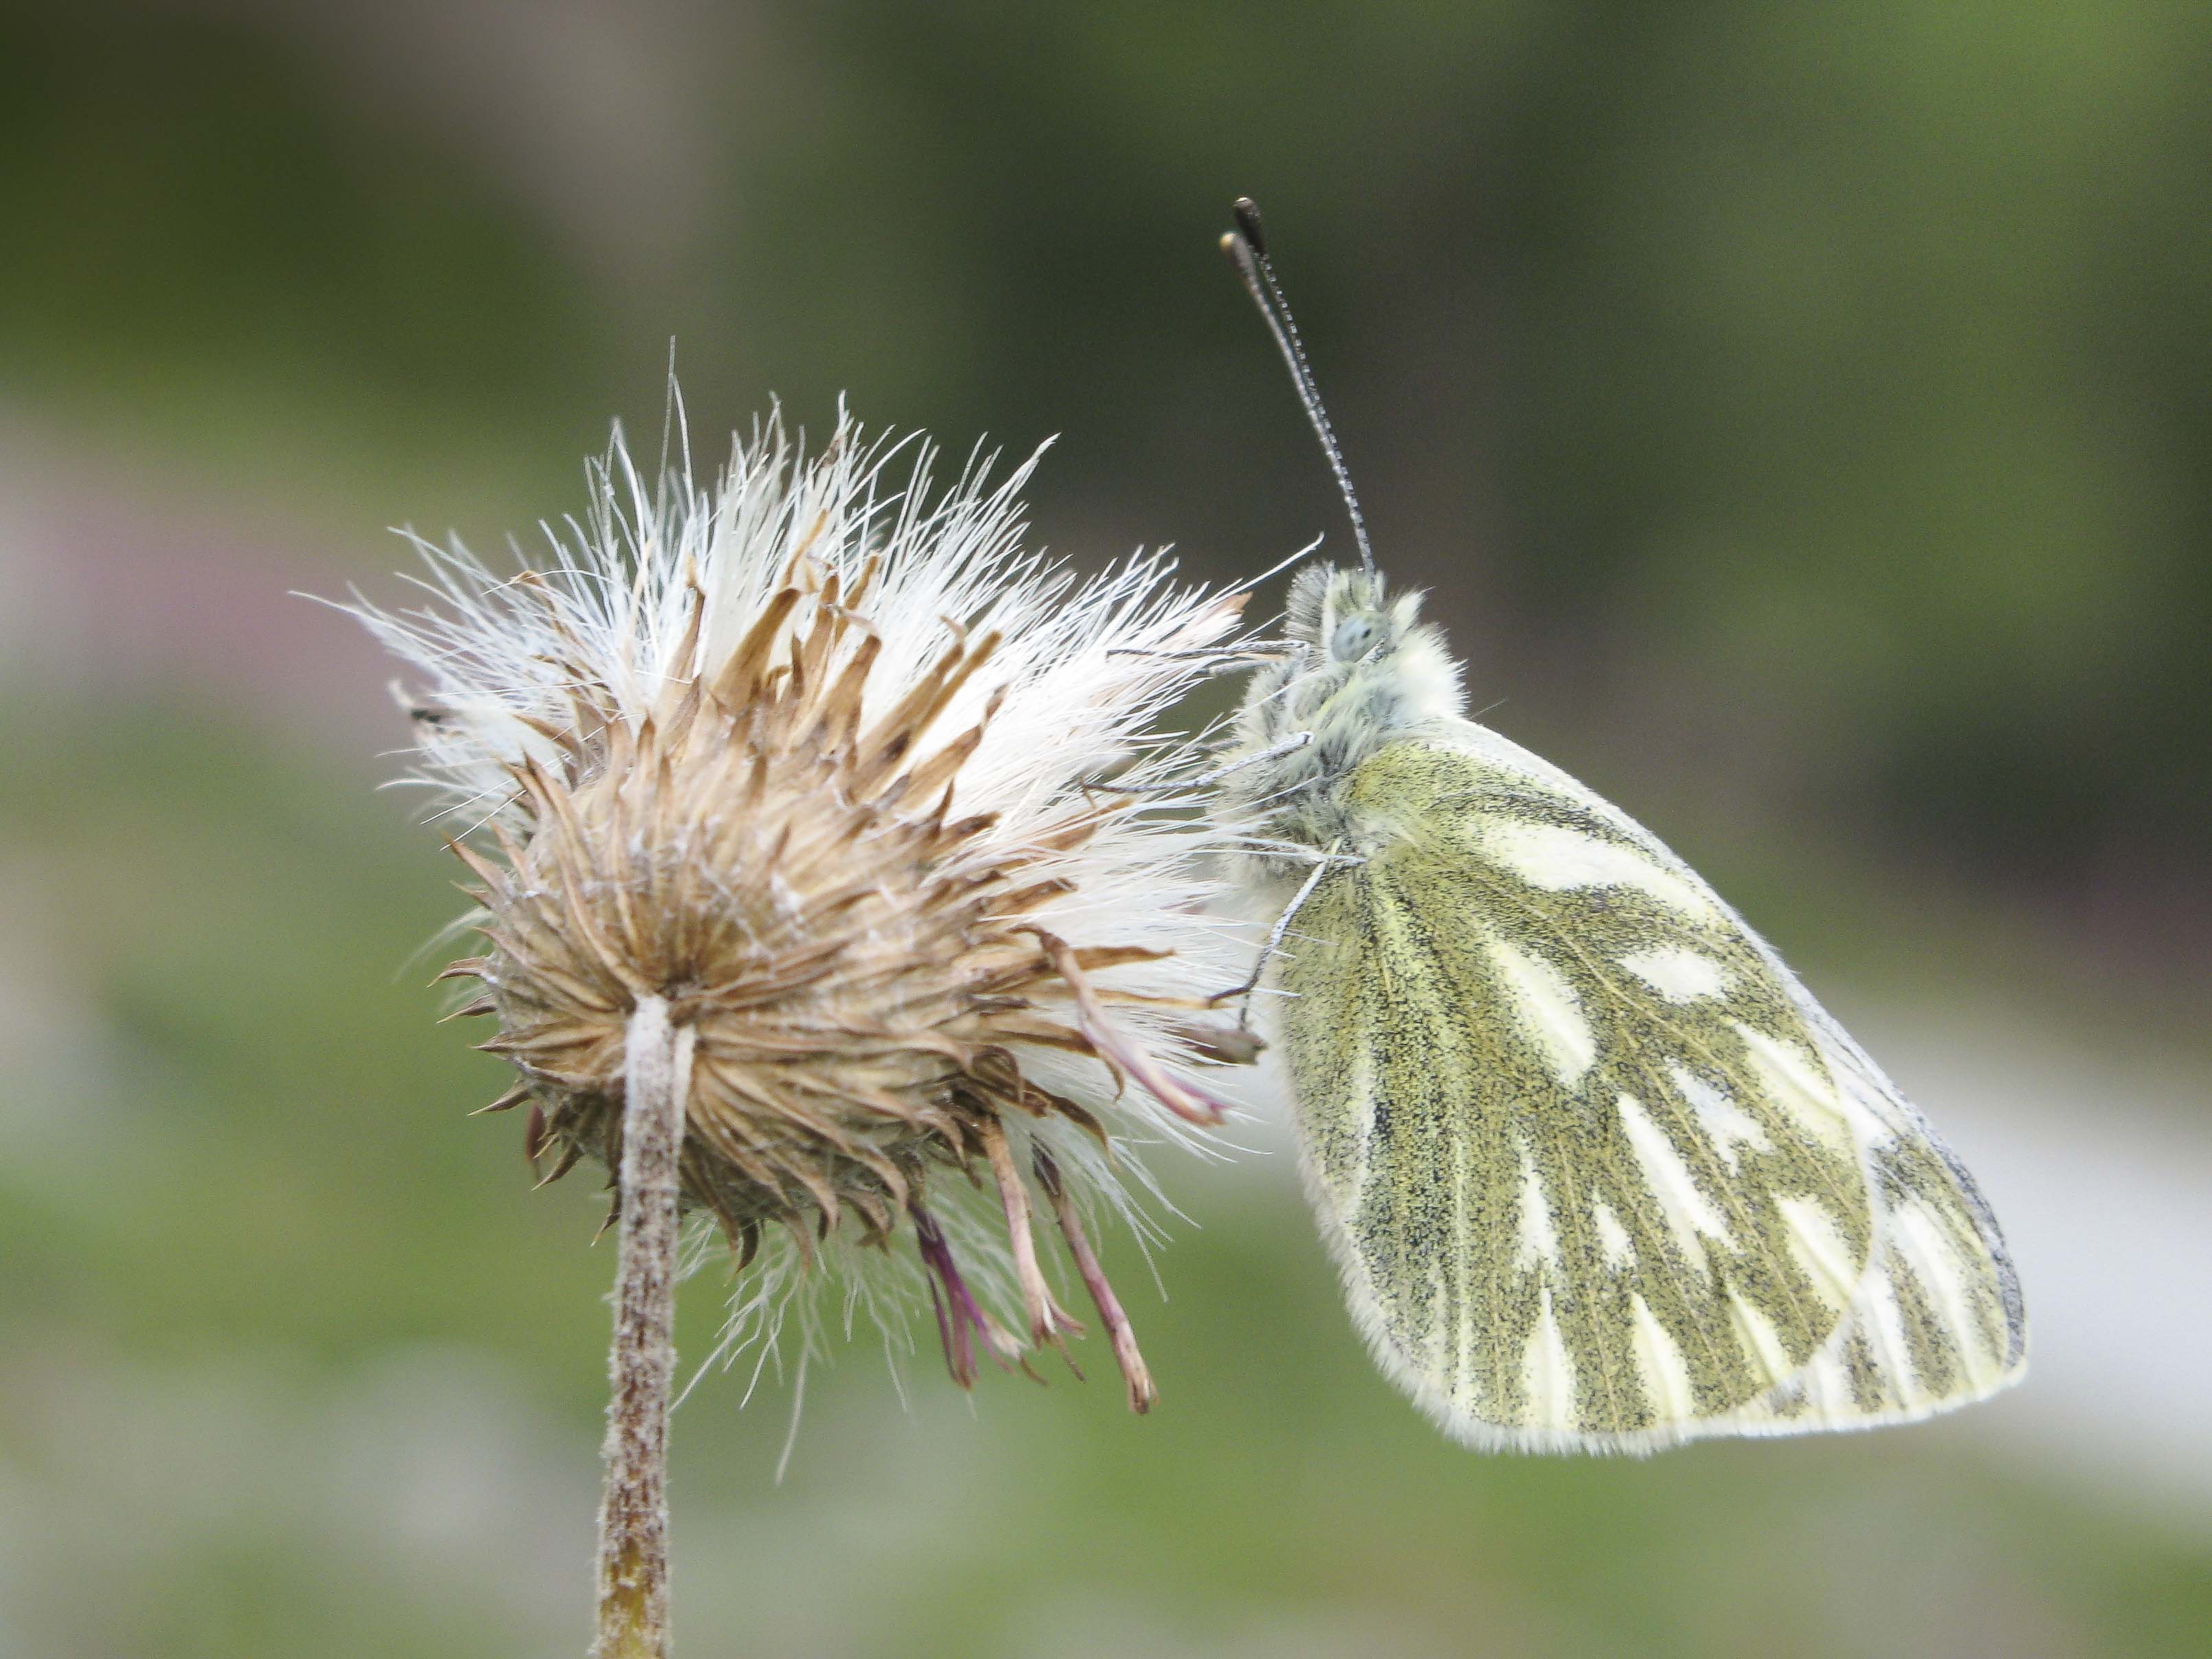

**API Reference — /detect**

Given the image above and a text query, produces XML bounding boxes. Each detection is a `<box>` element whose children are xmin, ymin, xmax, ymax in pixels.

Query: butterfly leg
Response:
<box><xmin>1091</xmin><ymin>730</ymin><xmax>1313</xmax><ymax>797</ymax></box>
<box><xmin>1105</xmin><ymin>645</ymin><xmax>1289</xmax><ymax>667</ymax></box>
<box><xmin>1208</xmin><ymin>838</ymin><xmax>1343</xmax><ymax>1031</ymax></box>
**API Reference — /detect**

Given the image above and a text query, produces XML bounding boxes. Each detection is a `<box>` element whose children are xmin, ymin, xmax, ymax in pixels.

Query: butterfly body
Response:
<box><xmin>1220</xmin><ymin>564</ymin><xmax>2027</xmax><ymax>1452</ymax></box>
<box><xmin>1222</xmin><ymin>568</ymin><xmax>1458</xmax><ymax>866</ymax></box>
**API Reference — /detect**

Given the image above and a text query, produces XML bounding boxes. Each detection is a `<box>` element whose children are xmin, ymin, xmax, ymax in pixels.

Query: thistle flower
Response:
<box><xmin>362</xmin><ymin>406</ymin><xmax>1257</xmax><ymax>1369</ymax></box>
<box><xmin>352</xmin><ymin>403</ymin><xmax>1253</xmax><ymax>1651</ymax></box>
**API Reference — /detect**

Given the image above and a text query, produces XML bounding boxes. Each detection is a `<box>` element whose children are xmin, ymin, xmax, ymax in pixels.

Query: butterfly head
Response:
<box><xmin>1220</xmin><ymin>202</ymin><xmax>1461</xmax><ymax>788</ymax></box>
<box><xmin>1285</xmin><ymin>564</ymin><xmax>1422</xmax><ymax>666</ymax></box>
<box><xmin>1231</xmin><ymin>562</ymin><xmax>1463</xmax><ymax>781</ymax></box>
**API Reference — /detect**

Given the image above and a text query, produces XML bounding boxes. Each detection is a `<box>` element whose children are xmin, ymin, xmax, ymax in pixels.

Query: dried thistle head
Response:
<box><xmin>354</xmin><ymin>407</ymin><xmax>1253</xmax><ymax>1406</ymax></box>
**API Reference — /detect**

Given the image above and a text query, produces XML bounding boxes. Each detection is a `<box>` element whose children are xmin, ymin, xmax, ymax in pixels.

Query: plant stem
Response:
<box><xmin>594</xmin><ymin>994</ymin><xmax>692</xmax><ymax>1658</ymax></box>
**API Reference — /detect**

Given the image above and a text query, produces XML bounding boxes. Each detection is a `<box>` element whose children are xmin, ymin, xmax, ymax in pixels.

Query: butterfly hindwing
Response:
<box><xmin>1275</xmin><ymin>724</ymin><xmax>2024</xmax><ymax>1452</ymax></box>
<box><xmin>1704</xmin><ymin>998</ymin><xmax>2027</xmax><ymax>1436</ymax></box>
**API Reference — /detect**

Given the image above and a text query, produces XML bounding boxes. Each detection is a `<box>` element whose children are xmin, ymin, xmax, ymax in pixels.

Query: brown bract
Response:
<box><xmin>441</xmin><ymin>549</ymin><xmax>1229</xmax><ymax>1406</ymax></box>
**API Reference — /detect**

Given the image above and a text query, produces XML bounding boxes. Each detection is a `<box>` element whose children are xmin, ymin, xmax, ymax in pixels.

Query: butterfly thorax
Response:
<box><xmin>1219</xmin><ymin>564</ymin><xmax>1466</xmax><ymax>876</ymax></box>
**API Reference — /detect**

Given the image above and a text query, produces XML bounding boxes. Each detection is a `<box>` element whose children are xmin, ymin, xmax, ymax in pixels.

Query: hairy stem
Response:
<box><xmin>594</xmin><ymin>995</ymin><xmax>692</xmax><ymax>1658</ymax></box>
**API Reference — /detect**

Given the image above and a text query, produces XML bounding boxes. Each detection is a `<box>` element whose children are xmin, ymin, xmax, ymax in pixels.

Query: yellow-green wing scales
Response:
<box><xmin>1277</xmin><ymin>729</ymin><xmax>2025</xmax><ymax>1452</ymax></box>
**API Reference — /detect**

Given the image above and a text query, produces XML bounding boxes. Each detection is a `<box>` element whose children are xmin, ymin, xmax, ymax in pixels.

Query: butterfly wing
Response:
<box><xmin>1274</xmin><ymin>723</ymin><xmax>2025</xmax><ymax>1452</ymax></box>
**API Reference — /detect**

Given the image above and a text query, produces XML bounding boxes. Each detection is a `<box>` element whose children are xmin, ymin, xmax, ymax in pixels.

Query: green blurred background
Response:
<box><xmin>2</xmin><ymin>3</ymin><xmax>2207</xmax><ymax>1655</ymax></box>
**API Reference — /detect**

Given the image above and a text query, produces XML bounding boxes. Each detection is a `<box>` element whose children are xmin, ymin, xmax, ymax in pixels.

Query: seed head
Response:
<box><xmin>354</xmin><ymin>405</ymin><xmax>1253</xmax><ymax>1405</ymax></box>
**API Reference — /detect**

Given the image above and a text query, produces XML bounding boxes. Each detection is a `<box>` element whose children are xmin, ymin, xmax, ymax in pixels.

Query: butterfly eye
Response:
<box><xmin>1330</xmin><ymin>613</ymin><xmax>1381</xmax><ymax>661</ymax></box>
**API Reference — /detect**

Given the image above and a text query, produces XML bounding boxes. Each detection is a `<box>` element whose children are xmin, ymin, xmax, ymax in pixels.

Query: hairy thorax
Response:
<box><xmin>1220</xmin><ymin>632</ymin><xmax>1468</xmax><ymax>889</ymax></box>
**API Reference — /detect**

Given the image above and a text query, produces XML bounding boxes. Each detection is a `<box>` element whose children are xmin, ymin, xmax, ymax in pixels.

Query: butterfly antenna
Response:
<box><xmin>1221</xmin><ymin>196</ymin><xmax>1376</xmax><ymax>580</ymax></box>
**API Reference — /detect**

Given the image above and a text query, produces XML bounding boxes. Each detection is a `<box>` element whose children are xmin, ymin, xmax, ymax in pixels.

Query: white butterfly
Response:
<box><xmin>1208</xmin><ymin>199</ymin><xmax>2025</xmax><ymax>1452</ymax></box>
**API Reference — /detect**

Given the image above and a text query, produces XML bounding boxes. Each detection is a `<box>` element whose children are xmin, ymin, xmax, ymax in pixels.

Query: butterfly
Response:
<box><xmin>1207</xmin><ymin>198</ymin><xmax>2026</xmax><ymax>1452</ymax></box>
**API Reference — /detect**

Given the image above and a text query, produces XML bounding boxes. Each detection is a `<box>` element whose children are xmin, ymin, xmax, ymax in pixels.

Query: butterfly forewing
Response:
<box><xmin>1277</xmin><ymin>724</ymin><xmax>2022</xmax><ymax>1451</ymax></box>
